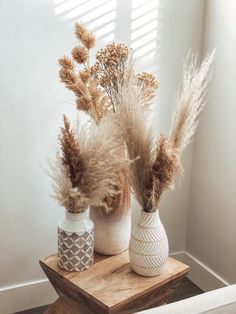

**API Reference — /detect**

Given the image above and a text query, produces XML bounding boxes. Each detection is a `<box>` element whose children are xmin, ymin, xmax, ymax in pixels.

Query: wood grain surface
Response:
<box><xmin>40</xmin><ymin>251</ymin><xmax>189</xmax><ymax>313</ymax></box>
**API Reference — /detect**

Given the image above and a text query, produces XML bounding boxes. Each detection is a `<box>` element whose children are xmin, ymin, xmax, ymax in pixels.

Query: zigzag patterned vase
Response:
<box><xmin>129</xmin><ymin>210</ymin><xmax>169</xmax><ymax>277</ymax></box>
<box><xmin>57</xmin><ymin>210</ymin><xmax>94</xmax><ymax>272</ymax></box>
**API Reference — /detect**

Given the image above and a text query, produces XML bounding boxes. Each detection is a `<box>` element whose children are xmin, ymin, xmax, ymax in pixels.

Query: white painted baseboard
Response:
<box><xmin>0</xmin><ymin>279</ymin><xmax>57</xmax><ymax>314</ymax></box>
<box><xmin>171</xmin><ymin>251</ymin><xmax>229</xmax><ymax>292</ymax></box>
<box><xmin>0</xmin><ymin>251</ymin><xmax>230</xmax><ymax>314</ymax></box>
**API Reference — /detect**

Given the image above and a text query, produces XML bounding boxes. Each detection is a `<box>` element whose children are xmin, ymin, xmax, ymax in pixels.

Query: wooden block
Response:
<box><xmin>40</xmin><ymin>251</ymin><xmax>189</xmax><ymax>314</ymax></box>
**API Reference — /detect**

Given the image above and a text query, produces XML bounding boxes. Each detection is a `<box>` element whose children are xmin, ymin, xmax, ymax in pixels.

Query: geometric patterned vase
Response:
<box><xmin>58</xmin><ymin>228</ymin><xmax>94</xmax><ymax>271</ymax></box>
<box><xmin>57</xmin><ymin>210</ymin><xmax>94</xmax><ymax>272</ymax></box>
<box><xmin>129</xmin><ymin>210</ymin><xmax>169</xmax><ymax>277</ymax></box>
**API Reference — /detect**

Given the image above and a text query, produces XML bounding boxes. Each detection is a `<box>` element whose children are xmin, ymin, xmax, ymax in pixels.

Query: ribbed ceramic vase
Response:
<box><xmin>57</xmin><ymin>210</ymin><xmax>94</xmax><ymax>272</ymax></box>
<box><xmin>90</xmin><ymin>174</ymin><xmax>131</xmax><ymax>255</ymax></box>
<box><xmin>129</xmin><ymin>210</ymin><xmax>169</xmax><ymax>277</ymax></box>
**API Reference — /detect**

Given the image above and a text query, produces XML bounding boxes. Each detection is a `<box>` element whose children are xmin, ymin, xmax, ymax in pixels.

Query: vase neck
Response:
<box><xmin>138</xmin><ymin>210</ymin><xmax>160</xmax><ymax>227</ymax></box>
<box><xmin>65</xmin><ymin>210</ymin><xmax>88</xmax><ymax>222</ymax></box>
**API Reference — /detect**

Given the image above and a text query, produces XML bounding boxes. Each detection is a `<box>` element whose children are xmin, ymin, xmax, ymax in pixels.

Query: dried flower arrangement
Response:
<box><xmin>58</xmin><ymin>22</ymin><xmax>158</xmax><ymax>120</ymax></box>
<box><xmin>52</xmin><ymin>21</ymin><xmax>214</xmax><ymax>216</ymax></box>
<box><xmin>48</xmin><ymin>21</ymin><xmax>214</xmax><ymax>269</ymax></box>
<box><xmin>115</xmin><ymin>52</ymin><xmax>214</xmax><ymax>213</ymax></box>
<box><xmin>57</xmin><ymin>23</ymin><xmax>159</xmax><ymax>213</ymax></box>
<box><xmin>49</xmin><ymin>114</ymin><xmax>129</xmax><ymax>213</ymax></box>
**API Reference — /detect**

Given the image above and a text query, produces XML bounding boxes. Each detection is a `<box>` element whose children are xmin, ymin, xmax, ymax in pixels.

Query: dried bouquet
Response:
<box><xmin>58</xmin><ymin>22</ymin><xmax>159</xmax><ymax>120</ymax></box>
<box><xmin>49</xmin><ymin>114</ymin><xmax>129</xmax><ymax>213</ymax></box>
<box><xmin>52</xmin><ymin>21</ymin><xmax>214</xmax><ymax>215</ymax></box>
<box><xmin>57</xmin><ymin>22</ymin><xmax>159</xmax><ymax>213</ymax></box>
<box><xmin>115</xmin><ymin>52</ymin><xmax>214</xmax><ymax>213</ymax></box>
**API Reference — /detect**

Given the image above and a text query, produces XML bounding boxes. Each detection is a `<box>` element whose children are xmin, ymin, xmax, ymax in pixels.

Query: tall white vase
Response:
<box><xmin>129</xmin><ymin>210</ymin><xmax>169</xmax><ymax>277</ymax></box>
<box><xmin>57</xmin><ymin>210</ymin><xmax>94</xmax><ymax>272</ymax></box>
<box><xmin>90</xmin><ymin>173</ymin><xmax>131</xmax><ymax>255</ymax></box>
<box><xmin>90</xmin><ymin>207</ymin><xmax>131</xmax><ymax>255</ymax></box>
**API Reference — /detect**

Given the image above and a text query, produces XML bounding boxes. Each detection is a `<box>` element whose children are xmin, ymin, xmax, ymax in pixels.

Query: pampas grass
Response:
<box><xmin>116</xmin><ymin>51</ymin><xmax>214</xmax><ymax>212</ymax></box>
<box><xmin>115</xmin><ymin>56</ymin><xmax>155</xmax><ymax>210</ymax></box>
<box><xmin>56</xmin><ymin>20</ymin><xmax>213</xmax><ymax>214</ymax></box>
<box><xmin>170</xmin><ymin>51</ymin><xmax>215</xmax><ymax>152</ymax></box>
<box><xmin>49</xmin><ymin>115</ymin><xmax>129</xmax><ymax>213</ymax></box>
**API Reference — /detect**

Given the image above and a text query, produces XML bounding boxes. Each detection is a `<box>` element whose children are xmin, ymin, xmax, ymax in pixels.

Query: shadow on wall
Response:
<box><xmin>53</xmin><ymin>0</ymin><xmax>163</xmax><ymax>73</ymax></box>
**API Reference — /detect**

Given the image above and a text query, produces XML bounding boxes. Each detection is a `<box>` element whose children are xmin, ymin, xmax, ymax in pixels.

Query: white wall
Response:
<box><xmin>0</xmin><ymin>0</ymin><xmax>205</xmax><ymax>312</ymax></box>
<box><xmin>186</xmin><ymin>0</ymin><xmax>236</xmax><ymax>285</ymax></box>
<box><xmin>154</xmin><ymin>0</ymin><xmax>205</xmax><ymax>254</ymax></box>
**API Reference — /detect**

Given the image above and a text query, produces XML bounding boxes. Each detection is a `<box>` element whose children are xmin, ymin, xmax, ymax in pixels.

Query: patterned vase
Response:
<box><xmin>57</xmin><ymin>210</ymin><xmax>94</xmax><ymax>272</ymax></box>
<box><xmin>129</xmin><ymin>210</ymin><xmax>169</xmax><ymax>277</ymax></box>
<box><xmin>90</xmin><ymin>173</ymin><xmax>131</xmax><ymax>255</ymax></box>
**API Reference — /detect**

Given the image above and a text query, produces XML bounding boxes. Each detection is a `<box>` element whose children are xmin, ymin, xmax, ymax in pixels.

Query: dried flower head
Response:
<box><xmin>76</xmin><ymin>96</ymin><xmax>91</xmax><ymax>111</ymax></box>
<box><xmin>138</xmin><ymin>72</ymin><xmax>159</xmax><ymax>90</ymax></box>
<box><xmin>146</xmin><ymin>134</ymin><xmax>182</xmax><ymax>211</ymax></box>
<box><xmin>72</xmin><ymin>46</ymin><xmax>88</xmax><ymax>64</ymax></box>
<box><xmin>79</xmin><ymin>69</ymin><xmax>90</xmax><ymax>83</ymax></box>
<box><xmin>73</xmin><ymin>77</ymin><xmax>110</xmax><ymax>123</ymax></box>
<box><xmin>58</xmin><ymin>54</ymin><xmax>109</xmax><ymax>121</ymax></box>
<box><xmin>60</xmin><ymin>115</ymin><xmax>84</xmax><ymax>188</ymax></box>
<box><xmin>90</xmin><ymin>43</ymin><xmax>129</xmax><ymax>105</ymax></box>
<box><xmin>153</xmin><ymin>135</ymin><xmax>181</xmax><ymax>190</ymax></box>
<box><xmin>58</xmin><ymin>56</ymin><xmax>77</xmax><ymax>88</ymax></box>
<box><xmin>138</xmin><ymin>72</ymin><xmax>159</xmax><ymax>108</ymax></box>
<box><xmin>74</xmin><ymin>22</ymin><xmax>96</xmax><ymax>49</ymax></box>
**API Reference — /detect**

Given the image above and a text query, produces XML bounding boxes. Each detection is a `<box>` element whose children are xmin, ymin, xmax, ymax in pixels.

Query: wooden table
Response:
<box><xmin>40</xmin><ymin>251</ymin><xmax>189</xmax><ymax>314</ymax></box>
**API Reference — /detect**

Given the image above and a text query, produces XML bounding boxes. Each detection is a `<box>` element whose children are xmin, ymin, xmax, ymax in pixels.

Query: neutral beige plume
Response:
<box><xmin>170</xmin><ymin>51</ymin><xmax>215</xmax><ymax>152</ymax></box>
<box><xmin>115</xmin><ymin>55</ymin><xmax>155</xmax><ymax>210</ymax></box>
<box><xmin>115</xmin><ymin>51</ymin><xmax>214</xmax><ymax>212</ymax></box>
<box><xmin>49</xmin><ymin>115</ymin><xmax>129</xmax><ymax>213</ymax></box>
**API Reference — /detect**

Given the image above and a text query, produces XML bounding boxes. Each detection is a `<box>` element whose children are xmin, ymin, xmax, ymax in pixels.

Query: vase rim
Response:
<box><xmin>65</xmin><ymin>209</ymin><xmax>89</xmax><ymax>219</ymax></box>
<box><xmin>141</xmin><ymin>209</ymin><xmax>159</xmax><ymax>215</ymax></box>
<box><xmin>66</xmin><ymin>208</ymin><xmax>89</xmax><ymax>214</ymax></box>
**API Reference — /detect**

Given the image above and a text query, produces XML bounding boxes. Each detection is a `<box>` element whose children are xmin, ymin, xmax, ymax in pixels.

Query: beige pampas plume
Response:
<box><xmin>115</xmin><ymin>55</ymin><xmax>155</xmax><ymax>210</ymax></box>
<box><xmin>48</xmin><ymin>115</ymin><xmax>129</xmax><ymax>213</ymax></box>
<box><xmin>115</xmin><ymin>51</ymin><xmax>214</xmax><ymax>212</ymax></box>
<box><xmin>170</xmin><ymin>50</ymin><xmax>215</xmax><ymax>152</ymax></box>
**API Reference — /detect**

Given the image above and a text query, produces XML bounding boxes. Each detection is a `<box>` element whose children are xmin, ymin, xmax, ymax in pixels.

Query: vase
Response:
<box><xmin>90</xmin><ymin>174</ymin><xmax>131</xmax><ymax>255</ymax></box>
<box><xmin>90</xmin><ymin>206</ymin><xmax>131</xmax><ymax>255</ymax></box>
<box><xmin>129</xmin><ymin>210</ymin><xmax>169</xmax><ymax>277</ymax></box>
<box><xmin>57</xmin><ymin>210</ymin><xmax>94</xmax><ymax>272</ymax></box>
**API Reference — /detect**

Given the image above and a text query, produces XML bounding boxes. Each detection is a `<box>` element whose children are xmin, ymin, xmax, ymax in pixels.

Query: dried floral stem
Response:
<box><xmin>58</xmin><ymin>22</ymin><xmax>159</xmax><ymax>123</ymax></box>
<box><xmin>115</xmin><ymin>52</ymin><xmax>214</xmax><ymax>212</ymax></box>
<box><xmin>60</xmin><ymin>115</ymin><xmax>84</xmax><ymax>188</ymax></box>
<box><xmin>170</xmin><ymin>51</ymin><xmax>215</xmax><ymax>152</ymax></box>
<box><xmin>115</xmin><ymin>56</ymin><xmax>154</xmax><ymax>210</ymax></box>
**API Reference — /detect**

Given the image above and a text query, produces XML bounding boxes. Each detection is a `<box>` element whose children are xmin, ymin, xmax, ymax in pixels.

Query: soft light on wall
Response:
<box><xmin>53</xmin><ymin>0</ymin><xmax>160</xmax><ymax>72</ymax></box>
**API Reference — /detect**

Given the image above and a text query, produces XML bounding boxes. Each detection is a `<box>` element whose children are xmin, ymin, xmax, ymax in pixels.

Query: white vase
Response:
<box><xmin>57</xmin><ymin>210</ymin><xmax>94</xmax><ymax>272</ymax></box>
<box><xmin>129</xmin><ymin>210</ymin><xmax>169</xmax><ymax>277</ymax></box>
<box><xmin>90</xmin><ymin>206</ymin><xmax>131</xmax><ymax>255</ymax></box>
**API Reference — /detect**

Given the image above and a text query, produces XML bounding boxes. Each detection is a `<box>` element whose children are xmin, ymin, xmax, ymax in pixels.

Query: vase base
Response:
<box><xmin>58</xmin><ymin>259</ymin><xmax>93</xmax><ymax>272</ymax></box>
<box><xmin>94</xmin><ymin>247</ymin><xmax>128</xmax><ymax>256</ymax></box>
<box><xmin>130</xmin><ymin>263</ymin><xmax>166</xmax><ymax>277</ymax></box>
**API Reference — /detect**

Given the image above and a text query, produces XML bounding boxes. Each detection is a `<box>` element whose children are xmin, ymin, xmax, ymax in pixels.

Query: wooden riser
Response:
<box><xmin>40</xmin><ymin>251</ymin><xmax>189</xmax><ymax>314</ymax></box>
